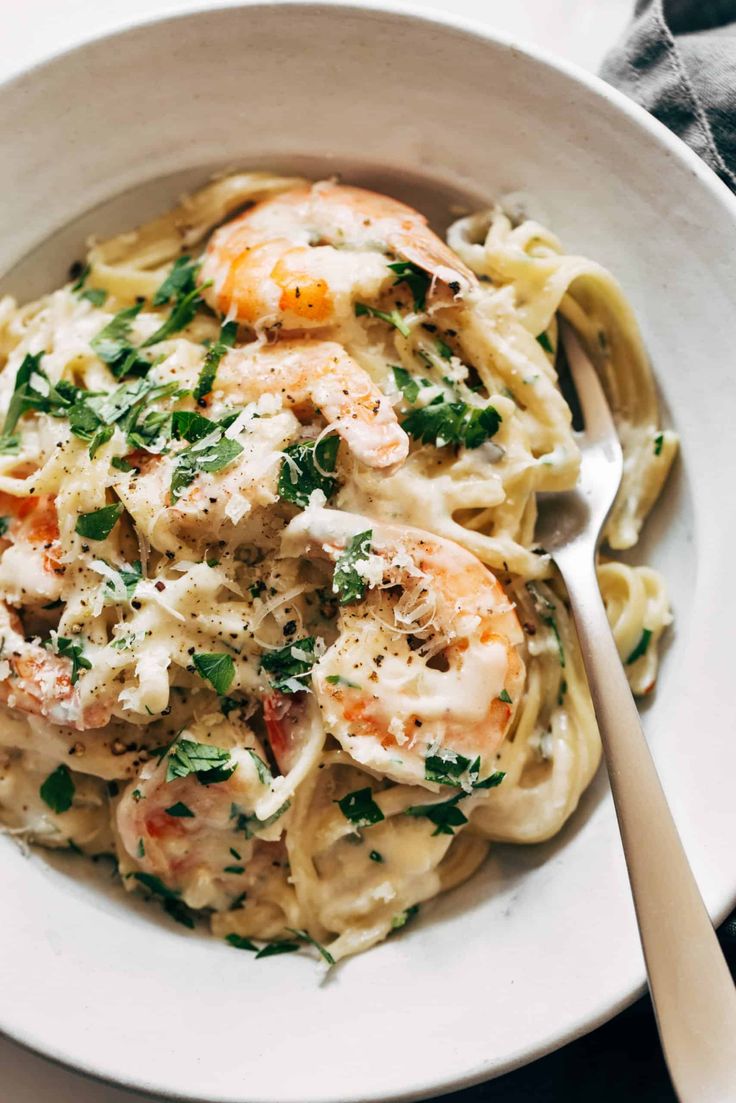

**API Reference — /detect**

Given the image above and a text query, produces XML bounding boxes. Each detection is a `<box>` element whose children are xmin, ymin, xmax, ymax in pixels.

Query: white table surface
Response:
<box><xmin>0</xmin><ymin>1</ymin><xmax>632</xmax><ymax>1100</ymax></box>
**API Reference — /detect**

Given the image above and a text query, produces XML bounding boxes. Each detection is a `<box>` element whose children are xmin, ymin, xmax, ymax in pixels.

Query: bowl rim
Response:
<box><xmin>2</xmin><ymin>4</ymin><xmax>736</xmax><ymax>1102</ymax></box>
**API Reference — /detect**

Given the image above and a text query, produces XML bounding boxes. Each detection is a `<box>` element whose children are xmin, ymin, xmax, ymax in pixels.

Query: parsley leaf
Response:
<box><xmin>39</xmin><ymin>764</ymin><xmax>75</xmax><ymax>813</ymax></box>
<box><xmin>165</xmin><ymin>801</ymin><xmax>195</xmax><ymax>818</ymax></box>
<box><xmin>536</xmin><ymin>331</ymin><xmax>554</xmax><ymax>354</ymax></box>
<box><xmin>255</xmin><ymin>941</ymin><xmax>301</xmax><ymax>959</ymax></box>
<box><xmin>472</xmin><ymin>769</ymin><xmax>505</xmax><ymax>790</ymax></box>
<box><xmin>391</xmin><ymin>904</ymin><xmax>420</xmax><ymax>930</ymax></box>
<box><xmin>278</xmin><ymin>435</ymin><xmax>340</xmax><ymax>509</ymax></box>
<box><xmin>143</xmin><ymin>285</ymin><xmax>205</xmax><ymax>347</ymax></box>
<box><xmin>0</xmin><ymin>517</ymin><xmax>9</xmax><ymax>537</ymax></box>
<box><xmin>225</xmin><ymin>933</ymin><xmax>258</xmax><ymax>951</ymax></box>
<box><xmin>402</xmin><ymin>401</ymin><xmax>501</xmax><ymax>449</ymax></box>
<box><xmin>52</xmin><ymin>637</ymin><xmax>92</xmax><ymax>685</ymax></box>
<box><xmin>230</xmin><ymin>799</ymin><xmax>291</xmax><ymax>839</ymax></box>
<box><xmin>165</xmin><ymin>739</ymin><xmax>235</xmax><ymax>784</ymax></box>
<box><xmin>325</xmin><ymin>674</ymin><xmax>360</xmax><ymax>689</ymax></box>
<box><xmin>194</xmin><ymin>320</ymin><xmax>237</xmax><ymax>402</ymax></box>
<box><xmin>337</xmin><ymin>787</ymin><xmax>385</xmax><ymax>828</ymax></box>
<box><xmin>626</xmin><ymin>628</ymin><xmax>652</xmax><ymax>665</ymax></box>
<box><xmin>91</xmin><ymin>304</ymin><xmax>151</xmax><ymax>379</ymax></box>
<box><xmin>192</xmin><ymin>652</ymin><xmax>235</xmax><ymax>695</ymax></box>
<box><xmin>80</xmin><ymin>287</ymin><xmax>108</xmax><ymax>307</ymax></box>
<box><xmin>369</xmin><ymin>850</ymin><xmax>384</xmax><ymax>863</ymax></box>
<box><xmin>260</xmin><ymin>637</ymin><xmax>316</xmax><ymax>693</ymax></box>
<box><xmin>392</xmin><ymin>365</ymin><xmax>421</xmax><ymax>404</ymax></box>
<box><xmin>170</xmin><ymin>424</ymin><xmax>243</xmax><ymax>503</ymax></box>
<box><xmin>435</xmin><ymin>338</ymin><xmax>454</xmax><ymax>361</ymax></box>
<box><xmin>354</xmin><ymin>301</ymin><xmax>410</xmax><ymax>338</ymax></box>
<box><xmin>405</xmin><ymin>791</ymin><xmax>468</xmax><ymax>836</ymax></box>
<box><xmin>526</xmin><ymin>582</ymin><xmax>566</xmax><ymax>668</ymax></box>
<box><xmin>653</xmin><ymin>432</ymin><xmax>664</xmax><ymax>457</ymax></box>
<box><xmin>332</xmin><ymin>530</ymin><xmax>372</xmax><ymax>605</ymax></box>
<box><xmin>286</xmin><ymin>927</ymin><xmax>335</xmax><ymax>966</ymax></box>
<box><xmin>71</xmin><ymin>263</ymin><xmax>90</xmax><ymax>292</ymax></box>
<box><xmin>424</xmin><ymin>752</ymin><xmax>474</xmax><ymax>786</ymax></box>
<box><xmin>75</xmin><ymin>502</ymin><xmax>123</xmax><ymax>541</ymax></box>
<box><xmin>2</xmin><ymin>353</ymin><xmax>58</xmax><ymax>437</ymax></box>
<box><xmin>133</xmin><ymin>872</ymin><xmax>195</xmax><ymax>929</ymax></box>
<box><xmin>498</xmin><ymin>688</ymin><xmax>512</xmax><ymax>704</ymax></box>
<box><xmin>152</xmin><ymin>257</ymin><xmax>199</xmax><ymax>306</ymax></box>
<box><xmin>246</xmin><ymin>749</ymin><xmax>272</xmax><ymax>785</ymax></box>
<box><xmin>387</xmin><ymin>260</ymin><xmax>430</xmax><ymax>311</ymax></box>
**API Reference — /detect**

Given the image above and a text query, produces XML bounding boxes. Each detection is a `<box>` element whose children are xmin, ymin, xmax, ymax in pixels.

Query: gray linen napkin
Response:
<box><xmin>601</xmin><ymin>0</ymin><xmax>736</xmax><ymax>192</ymax></box>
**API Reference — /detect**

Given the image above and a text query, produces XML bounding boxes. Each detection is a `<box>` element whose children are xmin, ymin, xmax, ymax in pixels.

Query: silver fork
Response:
<box><xmin>535</xmin><ymin>321</ymin><xmax>736</xmax><ymax>1102</ymax></box>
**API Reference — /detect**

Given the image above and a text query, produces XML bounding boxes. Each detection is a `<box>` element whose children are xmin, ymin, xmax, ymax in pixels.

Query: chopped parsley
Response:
<box><xmin>230</xmin><ymin>799</ymin><xmax>291</xmax><ymax>839</ymax></box>
<box><xmin>133</xmin><ymin>872</ymin><xmax>195</xmax><ymax>929</ymax></box>
<box><xmin>224</xmin><ymin>865</ymin><xmax>245</xmax><ymax>875</ymax></box>
<box><xmin>278</xmin><ymin>435</ymin><xmax>340</xmax><ymax>509</ymax></box>
<box><xmin>391</xmin><ymin>904</ymin><xmax>420</xmax><ymax>930</ymax></box>
<box><xmin>1</xmin><ymin>352</ymin><xmax>74</xmax><ymax>438</ymax></box>
<box><xmin>286</xmin><ymin>927</ymin><xmax>335</xmax><ymax>966</ymax></box>
<box><xmin>626</xmin><ymin>628</ymin><xmax>653</xmax><ymax>665</ymax></box>
<box><xmin>165</xmin><ymin>801</ymin><xmax>195</xmax><ymax>818</ymax></box>
<box><xmin>653</xmin><ymin>432</ymin><xmax>664</xmax><ymax>456</ymax></box>
<box><xmin>332</xmin><ymin>530</ymin><xmax>372</xmax><ymax>605</ymax></box>
<box><xmin>103</xmin><ymin>559</ymin><xmax>142</xmax><ymax>602</ymax></box>
<box><xmin>392</xmin><ymin>365</ymin><xmax>422</xmax><ymax>404</ymax></box>
<box><xmin>0</xmin><ymin>517</ymin><xmax>9</xmax><ymax>537</ymax></box>
<box><xmin>325</xmin><ymin>674</ymin><xmax>361</xmax><ymax>689</ymax></box>
<box><xmin>71</xmin><ymin>263</ymin><xmax>90</xmax><ymax>292</ymax></box>
<box><xmin>424</xmin><ymin>752</ymin><xmax>474</xmax><ymax>786</ymax></box>
<box><xmin>405</xmin><ymin>791</ymin><xmax>468</xmax><ymax>836</ymax></box>
<box><xmin>169</xmin><ymin>419</ymin><xmax>243</xmax><ymax>503</ymax></box>
<box><xmin>165</xmin><ymin>739</ymin><xmax>236</xmax><ymax>785</ymax></box>
<box><xmin>80</xmin><ymin>287</ymin><xmax>108</xmax><ymax>307</ymax></box>
<box><xmin>354</xmin><ymin>301</ymin><xmax>411</xmax><ymax>338</ymax></box>
<box><xmin>337</xmin><ymin>787</ymin><xmax>385</xmax><ymax>828</ymax></box>
<box><xmin>194</xmin><ymin>320</ymin><xmax>237</xmax><ymax>402</ymax></box>
<box><xmin>192</xmin><ymin>652</ymin><xmax>235</xmax><ymax>695</ymax></box>
<box><xmin>143</xmin><ymin>285</ymin><xmax>205</xmax><ymax>347</ymax></box>
<box><xmin>152</xmin><ymin>256</ymin><xmax>198</xmax><ymax>306</ymax></box>
<box><xmin>225</xmin><ymin>933</ymin><xmax>258</xmax><ymax>951</ymax></box>
<box><xmin>435</xmin><ymin>338</ymin><xmax>454</xmax><ymax>361</ymax></box>
<box><xmin>260</xmin><ymin>637</ymin><xmax>316</xmax><ymax>693</ymax></box>
<box><xmin>526</xmin><ymin>582</ymin><xmax>566</xmax><ymax>668</ymax></box>
<box><xmin>255</xmin><ymin>941</ymin><xmax>301</xmax><ymax>959</ymax></box>
<box><xmin>39</xmin><ymin>764</ymin><xmax>75</xmax><ymax>814</ymax></box>
<box><xmin>536</xmin><ymin>331</ymin><xmax>554</xmax><ymax>354</ymax></box>
<box><xmin>246</xmin><ymin>749</ymin><xmax>272</xmax><ymax>785</ymax></box>
<box><xmin>52</xmin><ymin>637</ymin><xmax>92</xmax><ymax>685</ymax></box>
<box><xmin>402</xmin><ymin>400</ymin><xmax>501</xmax><ymax>449</ymax></box>
<box><xmin>75</xmin><ymin>502</ymin><xmax>123</xmax><ymax>541</ymax></box>
<box><xmin>498</xmin><ymin>689</ymin><xmax>513</xmax><ymax>704</ymax></box>
<box><xmin>91</xmin><ymin>304</ymin><xmax>151</xmax><ymax>379</ymax></box>
<box><xmin>369</xmin><ymin>850</ymin><xmax>384</xmax><ymax>863</ymax></box>
<box><xmin>387</xmin><ymin>260</ymin><xmax>430</xmax><ymax>311</ymax></box>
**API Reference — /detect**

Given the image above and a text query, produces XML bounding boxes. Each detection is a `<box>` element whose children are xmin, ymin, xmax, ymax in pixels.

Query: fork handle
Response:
<box><xmin>557</xmin><ymin>544</ymin><xmax>736</xmax><ymax>1102</ymax></box>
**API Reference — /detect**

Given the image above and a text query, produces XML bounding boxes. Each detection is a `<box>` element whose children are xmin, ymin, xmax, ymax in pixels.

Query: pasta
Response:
<box><xmin>0</xmin><ymin>174</ymin><xmax>675</xmax><ymax>962</ymax></box>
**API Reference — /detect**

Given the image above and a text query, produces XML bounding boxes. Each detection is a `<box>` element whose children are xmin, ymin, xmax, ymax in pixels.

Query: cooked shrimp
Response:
<box><xmin>115</xmin><ymin>719</ymin><xmax>286</xmax><ymax>910</ymax></box>
<box><xmin>280</xmin><ymin>507</ymin><xmax>526</xmax><ymax>789</ymax></box>
<box><xmin>216</xmin><ymin>339</ymin><xmax>408</xmax><ymax>467</ymax></box>
<box><xmin>0</xmin><ymin>603</ymin><xmax>110</xmax><ymax>730</ymax></box>
<box><xmin>199</xmin><ymin>181</ymin><xmax>477</xmax><ymax>330</ymax></box>
<box><xmin>0</xmin><ymin>493</ymin><xmax>64</xmax><ymax>604</ymax></box>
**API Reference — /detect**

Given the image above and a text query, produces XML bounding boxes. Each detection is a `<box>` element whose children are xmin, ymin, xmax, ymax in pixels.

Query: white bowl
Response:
<box><xmin>2</xmin><ymin>4</ymin><xmax>736</xmax><ymax>1101</ymax></box>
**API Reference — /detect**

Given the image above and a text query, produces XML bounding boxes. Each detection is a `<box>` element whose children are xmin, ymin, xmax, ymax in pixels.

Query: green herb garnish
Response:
<box><xmin>52</xmin><ymin>637</ymin><xmax>92</xmax><ymax>685</ymax></box>
<box><xmin>225</xmin><ymin>933</ymin><xmax>258</xmax><ymax>951</ymax></box>
<box><xmin>278</xmin><ymin>435</ymin><xmax>340</xmax><ymax>509</ymax></box>
<box><xmin>39</xmin><ymin>764</ymin><xmax>75</xmax><ymax>814</ymax></box>
<box><xmin>165</xmin><ymin>802</ymin><xmax>195</xmax><ymax>818</ymax></box>
<box><xmin>387</xmin><ymin>260</ymin><xmax>430</xmax><ymax>311</ymax></box>
<box><xmin>536</xmin><ymin>331</ymin><xmax>554</xmax><ymax>354</ymax></box>
<box><xmin>653</xmin><ymin>432</ymin><xmax>664</xmax><ymax>456</ymax></box>
<box><xmin>166</xmin><ymin>739</ymin><xmax>235</xmax><ymax>784</ymax></box>
<box><xmin>402</xmin><ymin>400</ymin><xmax>501</xmax><ymax>449</ymax></box>
<box><xmin>260</xmin><ymin>637</ymin><xmax>316</xmax><ymax>693</ymax></box>
<box><xmin>337</xmin><ymin>787</ymin><xmax>385</xmax><ymax>828</ymax></box>
<box><xmin>354</xmin><ymin>301</ymin><xmax>411</xmax><ymax>338</ymax></box>
<box><xmin>75</xmin><ymin>502</ymin><xmax>123</xmax><ymax>541</ymax></box>
<box><xmin>626</xmin><ymin>628</ymin><xmax>653</xmax><ymax>665</ymax></box>
<box><xmin>255</xmin><ymin>941</ymin><xmax>301</xmax><ymax>959</ymax></box>
<box><xmin>392</xmin><ymin>365</ymin><xmax>421</xmax><ymax>404</ymax></box>
<box><xmin>192</xmin><ymin>652</ymin><xmax>235</xmax><ymax>695</ymax></box>
<box><xmin>194</xmin><ymin>320</ymin><xmax>237</xmax><ymax>402</ymax></box>
<box><xmin>286</xmin><ymin>927</ymin><xmax>335</xmax><ymax>966</ymax></box>
<box><xmin>332</xmin><ymin>530</ymin><xmax>372</xmax><ymax>605</ymax></box>
<box><xmin>405</xmin><ymin>791</ymin><xmax>468</xmax><ymax>836</ymax></box>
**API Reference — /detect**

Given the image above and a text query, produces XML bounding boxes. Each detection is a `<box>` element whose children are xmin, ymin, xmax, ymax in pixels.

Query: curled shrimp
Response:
<box><xmin>0</xmin><ymin>603</ymin><xmax>110</xmax><ymax>730</ymax></box>
<box><xmin>115</xmin><ymin>718</ymin><xmax>288</xmax><ymax>910</ymax></box>
<box><xmin>199</xmin><ymin>181</ymin><xmax>477</xmax><ymax>330</ymax></box>
<box><xmin>0</xmin><ymin>493</ymin><xmax>64</xmax><ymax>604</ymax></box>
<box><xmin>216</xmin><ymin>339</ymin><xmax>408</xmax><ymax>467</ymax></box>
<box><xmin>281</xmin><ymin>507</ymin><xmax>526</xmax><ymax>789</ymax></box>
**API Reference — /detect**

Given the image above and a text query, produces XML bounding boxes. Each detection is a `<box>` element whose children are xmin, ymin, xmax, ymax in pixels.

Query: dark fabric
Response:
<box><xmin>601</xmin><ymin>0</ymin><xmax>736</xmax><ymax>191</ymax></box>
<box><xmin>435</xmin><ymin>6</ymin><xmax>736</xmax><ymax>1099</ymax></box>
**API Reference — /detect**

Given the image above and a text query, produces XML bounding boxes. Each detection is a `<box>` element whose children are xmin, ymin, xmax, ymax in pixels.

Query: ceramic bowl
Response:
<box><xmin>1</xmin><ymin>4</ymin><xmax>735</xmax><ymax>1101</ymax></box>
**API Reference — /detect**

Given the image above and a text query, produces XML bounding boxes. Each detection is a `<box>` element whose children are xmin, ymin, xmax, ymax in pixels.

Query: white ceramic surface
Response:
<box><xmin>1</xmin><ymin>4</ymin><xmax>735</xmax><ymax>1102</ymax></box>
